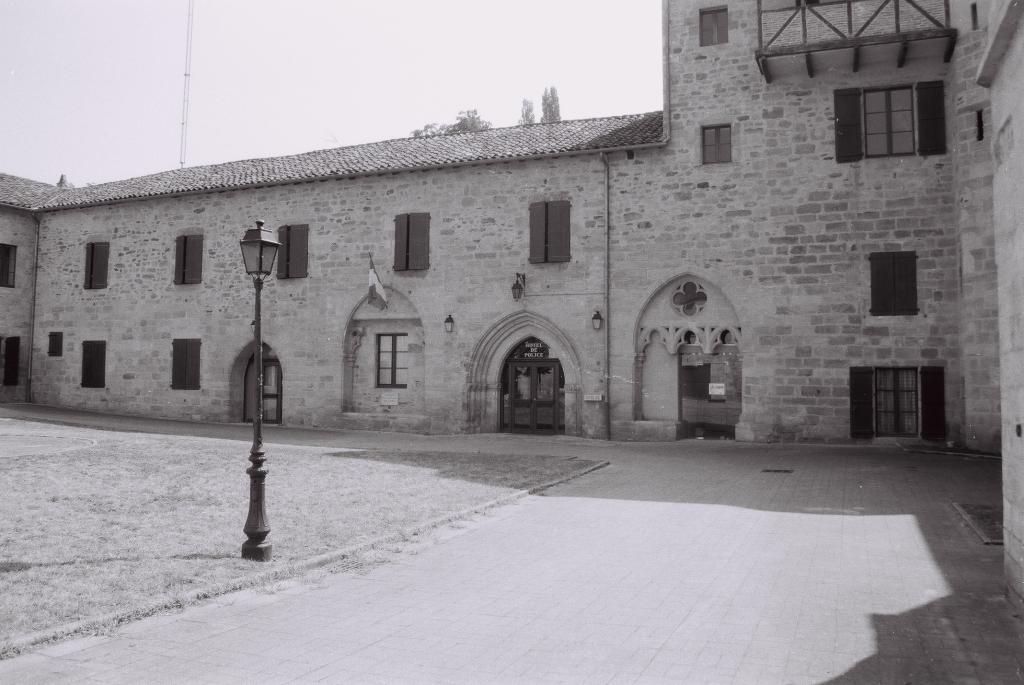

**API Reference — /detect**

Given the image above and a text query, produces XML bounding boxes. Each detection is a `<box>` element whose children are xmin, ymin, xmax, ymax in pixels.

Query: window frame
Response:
<box><xmin>701</xmin><ymin>124</ymin><xmax>733</xmax><ymax>164</ymax></box>
<box><xmin>699</xmin><ymin>7</ymin><xmax>729</xmax><ymax>46</ymax></box>
<box><xmin>375</xmin><ymin>333</ymin><xmax>409</xmax><ymax>388</ymax></box>
<box><xmin>0</xmin><ymin>243</ymin><xmax>15</xmax><ymax>287</ymax></box>
<box><xmin>874</xmin><ymin>367</ymin><xmax>919</xmax><ymax>437</ymax></box>
<box><xmin>863</xmin><ymin>86</ymin><xmax>915</xmax><ymax>158</ymax></box>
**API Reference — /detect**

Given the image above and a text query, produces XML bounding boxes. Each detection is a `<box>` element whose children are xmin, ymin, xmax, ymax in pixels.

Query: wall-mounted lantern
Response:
<box><xmin>592</xmin><ymin>310</ymin><xmax>603</xmax><ymax>330</ymax></box>
<box><xmin>444</xmin><ymin>314</ymin><xmax>454</xmax><ymax>333</ymax></box>
<box><xmin>511</xmin><ymin>273</ymin><xmax>526</xmax><ymax>301</ymax></box>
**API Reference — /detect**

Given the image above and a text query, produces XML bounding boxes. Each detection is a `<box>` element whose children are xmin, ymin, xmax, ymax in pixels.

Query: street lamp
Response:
<box><xmin>239</xmin><ymin>220</ymin><xmax>280</xmax><ymax>562</ymax></box>
<box><xmin>511</xmin><ymin>273</ymin><xmax>526</xmax><ymax>301</ymax></box>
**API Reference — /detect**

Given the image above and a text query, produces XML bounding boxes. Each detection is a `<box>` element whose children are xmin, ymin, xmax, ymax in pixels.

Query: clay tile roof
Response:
<box><xmin>0</xmin><ymin>172</ymin><xmax>62</xmax><ymax>209</ymax></box>
<box><xmin>37</xmin><ymin>111</ymin><xmax>664</xmax><ymax>210</ymax></box>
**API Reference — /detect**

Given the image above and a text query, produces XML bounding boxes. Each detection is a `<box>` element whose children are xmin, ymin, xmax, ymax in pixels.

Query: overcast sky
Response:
<box><xmin>0</xmin><ymin>1</ymin><xmax>663</xmax><ymax>186</ymax></box>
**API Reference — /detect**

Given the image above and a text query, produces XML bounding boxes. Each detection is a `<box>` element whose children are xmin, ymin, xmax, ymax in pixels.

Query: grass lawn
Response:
<box><xmin>0</xmin><ymin>418</ymin><xmax>600</xmax><ymax>653</ymax></box>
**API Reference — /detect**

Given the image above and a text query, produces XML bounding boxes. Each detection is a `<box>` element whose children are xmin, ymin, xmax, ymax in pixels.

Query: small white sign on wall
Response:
<box><xmin>583</xmin><ymin>394</ymin><xmax>604</xmax><ymax>402</ymax></box>
<box><xmin>379</xmin><ymin>391</ymin><xmax>400</xmax><ymax>406</ymax></box>
<box><xmin>708</xmin><ymin>383</ymin><xmax>726</xmax><ymax>399</ymax></box>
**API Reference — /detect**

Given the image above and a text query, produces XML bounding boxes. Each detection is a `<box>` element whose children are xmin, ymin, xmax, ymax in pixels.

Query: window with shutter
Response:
<box><xmin>81</xmin><ymin>340</ymin><xmax>106</xmax><ymax>388</ymax></box>
<box><xmin>84</xmin><ymin>242</ymin><xmax>109</xmax><ymax>289</ymax></box>
<box><xmin>869</xmin><ymin>251</ymin><xmax>918</xmax><ymax>316</ymax></box>
<box><xmin>277</xmin><ymin>225</ymin><xmax>309</xmax><ymax>279</ymax></box>
<box><xmin>916</xmin><ymin>81</ymin><xmax>947</xmax><ymax>156</ymax></box>
<box><xmin>875</xmin><ymin>367</ymin><xmax>918</xmax><ymax>436</ymax></box>
<box><xmin>864</xmin><ymin>87</ymin><xmax>914</xmax><ymax>157</ymax></box>
<box><xmin>376</xmin><ymin>334</ymin><xmax>408</xmax><ymax>387</ymax></box>
<box><xmin>834</xmin><ymin>89</ymin><xmax>863</xmax><ymax>163</ymax></box>
<box><xmin>0</xmin><ymin>244</ymin><xmax>15</xmax><ymax>287</ymax></box>
<box><xmin>699</xmin><ymin>7</ymin><xmax>728</xmax><ymax>46</ymax></box>
<box><xmin>171</xmin><ymin>338</ymin><xmax>201</xmax><ymax>390</ymax></box>
<box><xmin>174</xmin><ymin>235</ymin><xmax>203</xmax><ymax>284</ymax></box>
<box><xmin>528</xmin><ymin>201</ymin><xmax>571</xmax><ymax>264</ymax></box>
<box><xmin>393</xmin><ymin>214</ymin><xmax>410</xmax><ymax>271</ymax></box>
<box><xmin>407</xmin><ymin>213</ymin><xmax>430</xmax><ymax>270</ymax></box>
<box><xmin>2</xmin><ymin>336</ymin><xmax>20</xmax><ymax>386</ymax></box>
<box><xmin>48</xmin><ymin>332</ymin><xmax>63</xmax><ymax>357</ymax></box>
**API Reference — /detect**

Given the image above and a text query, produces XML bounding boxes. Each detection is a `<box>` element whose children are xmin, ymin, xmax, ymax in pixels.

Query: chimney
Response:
<box><xmin>56</xmin><ymin>174</ymin><xmax>74</xmax><ymax>189</ymax></box>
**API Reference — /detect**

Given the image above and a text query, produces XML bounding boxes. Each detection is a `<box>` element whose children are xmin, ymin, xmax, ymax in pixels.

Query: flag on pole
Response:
<box><xmin>367</xmin><ymin>256</ymin><xmax>388</xmax><ymax>310</ymax></box>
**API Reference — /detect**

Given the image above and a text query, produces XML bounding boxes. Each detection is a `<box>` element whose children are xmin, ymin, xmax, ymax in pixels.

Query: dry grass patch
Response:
<box><xmin>0</xmin><ymin>419</ymin><xmax>600</xmax><ymax>651</ymax></box>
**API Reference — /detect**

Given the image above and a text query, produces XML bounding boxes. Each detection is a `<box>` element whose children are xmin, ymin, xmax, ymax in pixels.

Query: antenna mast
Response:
<box><xmin>179</xmin><ymin>0</ymin><xmax>195</xmax><ymax>168</ymax></box>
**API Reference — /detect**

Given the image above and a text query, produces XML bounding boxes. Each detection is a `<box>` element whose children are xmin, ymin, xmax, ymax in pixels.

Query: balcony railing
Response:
<box><xmin>757</xmin><ymin>0</ymin><xmax>952</xmax><ymax>53</ymax></box>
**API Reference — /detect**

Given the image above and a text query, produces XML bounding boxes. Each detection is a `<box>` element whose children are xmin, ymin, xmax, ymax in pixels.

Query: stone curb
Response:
<box><xmin>0</xmin><ymin>459</ymin><xmax>609</xmax><ymax>660</ymax></box>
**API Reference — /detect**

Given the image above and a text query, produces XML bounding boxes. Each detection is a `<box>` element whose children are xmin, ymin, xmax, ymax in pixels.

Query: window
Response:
<box><xmin>701</xmin><ymin>125</ymin><xmax>732</xmax><ymax>164</ymax></box>
<box><xmin>393</xmin><ymin>214</ymin><xmax>430</xmax><ymax>271</ymax></box>
<box><xmin>376</xmin><ymin>333</ymin><xmax>408</xmax><ymax>388</ymax></box>
<box><xmin>875</xmin><ymin>368</ymin><xmax>918</xmax><ymax>436</ymax></box>
<box><xmin>870</xmin><ymin>251</ymin><xmax>918</xmax><ymax>316</ymax></box>
<box><xmin>171</xmin><ymin>338</ymin><xmax>201</xmax><ymax>390</ymax></box>
<box><xmin>699</xmin><ymin>7</ymin><xmax>728</xmax><ymax>46</ymax></box>
<box><xmin>849</xmin><ymin>366</ymin><xmax>945</xmax><ymax>439</ymax></box>
<box><xmin>2</xmin><ymin>336</ymin><xmax>20</xmax><ymax>386</ymax></box>
<box><xmin>84</xmin><ymin>242</ymin><xmax>109</xmax><ymax>289</ymax></box>
<box><xmin>81</xmin><ymin>340</ymin><xmax>106</xmax><ymax>388</ymax></box>
<box><xmin>834</xmin><ymin>82</ymin><xmax>946</xmax><ymax>162</ymax></box>
<box><xmin>48</xmin><ymin>332</ymin><xmax>63</xmax><ymax>357</ymax></box>
<box><xmin>0</xmin><ymin>244</ymin><xmax>15</xmax><ymax>287</ymax></box>
<box><xmin>864</xmin><ymin>87</ymin><xmax>914</xmax><ymax>157</ymax></box>
<box><xmin>173</xmin><ymin>235</ymin><xmax>203</xmax><ymax>284</ymax></box>
<box><xmin>528</xmin><ymin>200</ymin><xmax>571</xmax><ymax>264</ymax></box>
<box><xmin>277</xmin><ymin>224</ymin><xmax>309</xmax><ymax>278</ymax></box>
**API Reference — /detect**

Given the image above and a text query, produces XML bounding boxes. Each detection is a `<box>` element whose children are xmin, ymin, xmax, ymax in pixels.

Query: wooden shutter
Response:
<box><xmin>82</xmin><ymin>341</ymin><xmax>106</xmax><ymax>388</ymax></box>
<box><xmin>277</xmin><ymin>226</ymin><xmax>290</xmax><ymax>278</ymax></box>
<box><xmin>90</xmin><ymin>242</ymin><xmax>109</xmax><ymax>289</ymax></box>
<box><xmin>716</xmin><ymin>9</ymin><xmax>728</xmax><ymax>44</ymax></box>
<box><xmin>834</xmin><ymin>89</ymin><xmax>863</xmax><ymax>163</ymax></box>
<box><xmin>48</xmin><ymin>332</ymin><xmax>63</xmax><ymax>356</ymax></box>
<box><xmin>528</xmin><ymin>202</ymin><xmax>547</xmax><ymax>263</ymax></box>
<box><xmin>407</xmin><ymin>214</ymin><xmax>430</xmax><ymax>270</ymax></box>
<box><xmin>174</xmin><ymin>236</ymin><xmax>185</xmax><ymax>284</ymax></box>
<box><xmin>393</xmin><ymin>214</ymin><xmax>409</xmax><ymax>271</ymax></box>
<box><xmin>916</xmin><ymin>81</ymin><xmax>947</xmax><ymax>156</ymax></box>
<box><xmin>171</xmin><ymin>339</ymin><xmax>187</xmax><ymax>389</ymax></box>
<box><xmin>183</xmin><ymin>235</ymin><xmax>203</xmax><ymax>284</ymax></box>
<box><xmin>892</xmin><ymin>252</ymin><xmax>919</xmax><ymax>314</ymax></box>
<box><xmin>547</xmin><ymin>200</ymin><xmax>571</xmax><ymax>262</ymax></box>
<box><xmin>2</xmin><ymin>336</ymin><xmax>19</xmax><ymax>386</ymax></box>
<box><xmin>849</xmin><ymin>367</ymin><xmax>875</xmax><ymax>438</ymax></box>
<box><xmin>84</xmin><ymin>243</ymin><xmax>94</xmax><ymax>288</ymax></box>
<box><xmin>869</xmin><ymin>253</ymin><xmax>894</xmax><ymax>315</ymax></box>
<box><xmin>0</xmin><ymin>244</ymin><xmax>14</xmax><ymax>286</ymax></box>
<box><xmin>920</xmin><ymin>366</ymin><xmax>946</xmax><ymax>440</ymax></box>
<box><xmin>288</xmin><ymin>225</ymin><xmax>308</xmax><ymax>278</ymax></box>
<box><xmin>186</xmin><ymin>339</ymin><xmax>201</xmax><ymax>390</ymax></box>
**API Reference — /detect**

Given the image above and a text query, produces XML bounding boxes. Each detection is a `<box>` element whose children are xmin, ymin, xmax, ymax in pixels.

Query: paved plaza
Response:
<box><xmin>1</xmin><ymin>405</ymin><xmax>1022</xmax><ymax>684</ymax></box>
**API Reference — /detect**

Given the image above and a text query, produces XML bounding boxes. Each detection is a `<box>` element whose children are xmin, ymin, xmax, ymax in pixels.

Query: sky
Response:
<box><xmin>0</xmin><ymin>1</ymin><xmax>663</xmax><ymax>186</ymax></box>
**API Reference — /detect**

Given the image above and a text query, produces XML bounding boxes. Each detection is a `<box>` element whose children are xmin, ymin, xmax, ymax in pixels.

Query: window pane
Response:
<box><xmin>379</xmin><ymin>335</ymin><xmax>392</xmax><ymax>352</ymax></box>
<box><xmin>703</xmin><ymin>145</ymin><xmax>717</xmax><ymax>163</ymax></box>
<box><xmin>378</xmin><ymin>355</ymin><xmax>392</xmax><ymax>370</ymax></box>
<box><xmin>864</xmin><ymin>91</ymin><xmax>887</xmax><ymax>113</ymax></box>
<box><xmin>890</xmin><ymin>88</ymin><xmax>912</xmax><ymax>111</ymax></box>
<box><xmin>394</xmin><ymin>367</ymin><xmax>408</xmax><ymax>386</ymax></box>
<box><xmin>718</xmin><ymin>143</ymin><xmax>732</xmax><ymax>162</ymax></box>
<box><xmin>703</xmin><ymin>128</ymin><xmax>716</xmax><ymax>145</ymax></box>
<box><xmin>865</xmin><ymin>112</ymin><xmax>889</xmax><ymax>135</ymax></box>
<box><xmin>513</xmin><ymin>366</ymin><xmax>530</xmax><ymax>400</ymax></box>
<box><xmin>717</xmin><ymin>11</ymin><xmax>728</xmax><ymax>43</ymax></box>
<box><xmin>535</xmin><ymin>367</ymin><xmax>554</xmax><ymax>401</ymax></box>
<box><xmin>701</xmin><ymin>14</ymin><xmax>715</xmax><ymax>44</ymax></box>
<box><xmin>718</xmin><ymin>126</ymin><xmax>731</xmax><ymax>144</ymax></box>
<box><xmin>877</xmin><ymin>369</ymin><xmax>894</xmax><ymax>390</ymax></box>
<box><xmin>263</xmin><ymin>397</ymin><xmax>279</xmax><ymax>422</ymax></box>
<box><xmin>892</xmin><ymin>111</ymin><xmax>913</xmax><ymax>132</ymax></box>
<box><xmin>892</xmin><ymin>132</ymin><xmax>914</xmax><ymax>154</ymax></box>
<box><xmin>264</xmin><ymin>364</ymin><xmax>279</xmax><ymax>392</ymax></box>
<box><xmin>395</xmin><ymin>335</ymin><xmax>408</xmax><ymax>353</ymax></box>
<box><xmin>378</xmin><ymin>368</ymin><xmax>391</xmax><ymax>386</ymax></box>
<box><xmin>866</xmin><ymin>134</ymin><xmax>888</xmax><ymax>156</ymax></box>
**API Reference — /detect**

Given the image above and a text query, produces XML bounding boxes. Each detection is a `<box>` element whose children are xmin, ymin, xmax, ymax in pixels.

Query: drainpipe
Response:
<box><xmin>601</xmin><ymin>152</ymin><xmax>612</xmax><ymax>440</ymax></box>
<box><xmin>26</xmin><ymin>211</ymin><xmax>42</xmax><ymax>403</ymax></box>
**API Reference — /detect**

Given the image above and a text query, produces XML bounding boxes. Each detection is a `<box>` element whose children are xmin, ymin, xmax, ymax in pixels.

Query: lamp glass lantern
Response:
<box><xmin>592</xmin><ymin>310</ymin><xmax>603</xmax><ymax>330</ymax></box>
<box><xmin>239</xmin><ymin>220</ymin><xmax>280</xmax><ymax>278</ymax></box>
<box><xmin>511</xmin><ymin>273</ymin><xmax>526</xmax><ymax>301</ymax></box>
<box><xmin>444</xmin><ymin>314</ymin><xmax>455</xmax><ymax>333</ymax></box>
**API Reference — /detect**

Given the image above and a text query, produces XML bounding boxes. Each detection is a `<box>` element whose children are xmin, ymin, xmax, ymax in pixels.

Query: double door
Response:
<box><xmin>504</xmin><ymin>361</ymin><xmax>560</xmax><ymax>434</ymax></box>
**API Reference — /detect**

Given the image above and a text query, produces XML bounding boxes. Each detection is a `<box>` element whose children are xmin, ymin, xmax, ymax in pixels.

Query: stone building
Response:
<box><xmin>0</xmin><ymin>0</ymin><xmax>1003</xmax><ymax>452</ymax></box>
<box><xmin>977</xmin><ymin>0</ymin><xmax>1024</xmax><ymax>607</ymax></box>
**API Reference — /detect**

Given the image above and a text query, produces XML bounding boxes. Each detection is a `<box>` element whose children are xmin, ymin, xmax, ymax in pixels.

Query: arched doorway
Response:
<box><xmin>243</xmin><ymin>349</ymin><xmax>283</xmax><ymax>424</ymax></box>
<box><xmin>635</xmin><ymin>276</ymin><xmax>744</xmax><ymax>440</ymax></box>
<box><xmin>500</xmin><ymin>337</ymin><xmax>565</xmax><ymax>434</ymax></box>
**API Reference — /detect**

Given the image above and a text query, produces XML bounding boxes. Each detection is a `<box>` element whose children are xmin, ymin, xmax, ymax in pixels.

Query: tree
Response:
<box><xmin>519</xmin><ymin>99</ymin><xmax>536</xmax><ymax>126</ymax></box>
<box><xmin>412</xmin><ymin>110</ymin><xmax>492</xmax><ymax>138</ymax></box>
<box><xmin>541</xmin><ymin>87</ymin><xmax>561</xmax><ymax>123</ymax></box>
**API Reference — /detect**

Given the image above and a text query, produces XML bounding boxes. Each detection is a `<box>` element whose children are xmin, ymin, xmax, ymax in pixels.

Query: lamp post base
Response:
<box><xmin>241</xmin><ymin>540</ymin><xmax>273</xmax><ymax>562</ymax></box>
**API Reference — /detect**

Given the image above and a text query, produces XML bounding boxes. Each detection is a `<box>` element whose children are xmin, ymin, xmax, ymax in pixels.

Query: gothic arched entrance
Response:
<box><xmin>500</xmin><ymin>337</ymin><xmax>565</xmax><ymax>434</ymax></box>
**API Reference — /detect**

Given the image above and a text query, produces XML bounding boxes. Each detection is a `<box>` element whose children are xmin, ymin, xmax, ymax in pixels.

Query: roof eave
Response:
<box><xmin>35</xmin><ymin>139</ymin><xmax>669</xmax><ymax>213</ymax></box>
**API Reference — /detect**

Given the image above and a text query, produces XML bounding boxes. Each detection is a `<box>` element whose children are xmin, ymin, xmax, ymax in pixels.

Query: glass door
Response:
<box><xmin>243</xmin><ymin>356</ymin><xmax>283</xmax><ymax>424</ymax></box>
<box><xmin>504</xmin><ymin>362</ymin><xmax>560</xmax><ymax>434</ymax></box>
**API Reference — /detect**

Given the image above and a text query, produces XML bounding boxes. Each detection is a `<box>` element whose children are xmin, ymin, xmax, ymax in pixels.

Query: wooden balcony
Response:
<box><xmin>755</xmin><ymin>0</ymin><xmax>957</xmax><ymax>83</ymax></box>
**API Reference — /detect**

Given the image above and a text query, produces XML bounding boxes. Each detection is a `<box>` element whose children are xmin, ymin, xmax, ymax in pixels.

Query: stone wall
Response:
<box><xmin>0</xmin><ymin>207</ymin><xmax>37</xmax><ymax>402</ymax></box>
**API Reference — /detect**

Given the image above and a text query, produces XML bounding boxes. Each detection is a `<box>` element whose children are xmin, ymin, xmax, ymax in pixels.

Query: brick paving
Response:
<box><xmin>1</xmin><ymin>406</ymin><xmax>1023</xmax><ymax>683</ymax></box>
